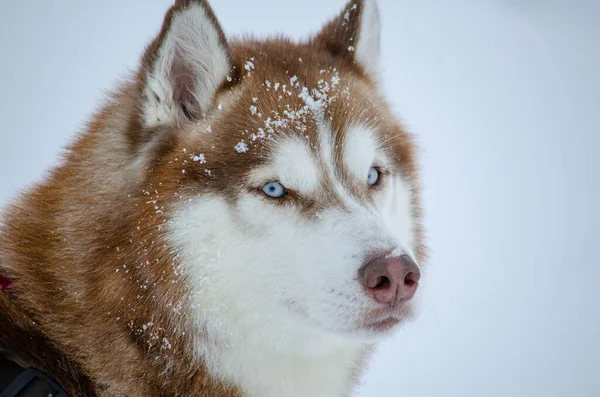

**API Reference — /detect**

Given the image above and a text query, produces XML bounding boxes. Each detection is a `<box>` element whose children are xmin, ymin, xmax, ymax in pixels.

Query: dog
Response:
<box><xmin>0</xmin><ymin>0</ymin><xmax>426</xmax><ymax>395</ymax></box>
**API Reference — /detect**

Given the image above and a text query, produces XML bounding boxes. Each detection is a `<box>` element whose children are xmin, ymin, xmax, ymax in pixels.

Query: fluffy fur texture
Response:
<box><xmin>0</xmin><ymin>0</ymin><xmax>426</xmax><ymax>396</ymax></box>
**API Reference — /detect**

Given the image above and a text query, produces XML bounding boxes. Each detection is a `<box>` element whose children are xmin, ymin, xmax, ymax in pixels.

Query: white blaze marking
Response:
<box><xmin>343</xmin><ymin>125</ymin><xmax>378</xmax><ymax>183</ymax></box>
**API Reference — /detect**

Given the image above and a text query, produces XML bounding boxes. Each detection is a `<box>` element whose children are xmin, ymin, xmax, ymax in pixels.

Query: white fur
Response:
<box><xmin>355</xmin><ymin>0</ymin><xmax>382</xmax><ymax>83</ymax></box>
<box><xmin>143</xmin><ymin>3</ymin><xmax>230</xmax><ymax>127</ymax></box>
<box><xmin>343</xmin><ymin>124</ymin><xmax>379</xmax><ymax>182</ymax></box>
<box><xmin>318</xmin><ymin>121</ymin><xmax>361</xmax><ymax>211</ymax></box>
<box><xmin>249</xmin><ymin>138</ymin><xmax>320</xmax><ymax>195</ymax></box>
<box><xmin>168</xmin><ymin>120</ymin><xmax>417</xmax><ymax>396</ymax></box>
<box><xmin>380</xmin><ymin>176</ymin><xmax>417</xmax><ymax>258</ymax></box>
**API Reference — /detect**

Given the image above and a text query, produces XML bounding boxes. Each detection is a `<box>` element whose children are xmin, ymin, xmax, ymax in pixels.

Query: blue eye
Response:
<box><xmin>262</xmin><ymin>181</ymin><xmax>286</xmax><ymax>198</ymax></box>
<box><xmin>367</xmin><ymin>167</ymin><xmax>380</xmax><ymax>186</ymax></box>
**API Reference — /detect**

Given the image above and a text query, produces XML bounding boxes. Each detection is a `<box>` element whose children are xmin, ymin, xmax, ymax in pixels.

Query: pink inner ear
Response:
<box><xmin>170</xmin><ymin>50</ymin><xmax>201</xmax><ymax>119</ymax></box>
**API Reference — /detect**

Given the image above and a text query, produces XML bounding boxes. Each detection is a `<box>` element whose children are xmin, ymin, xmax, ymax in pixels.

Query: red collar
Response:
<box><xmin>0</xmin><ymin>275</ymin><xmax>14</xmax><ymax>290</ymax></box>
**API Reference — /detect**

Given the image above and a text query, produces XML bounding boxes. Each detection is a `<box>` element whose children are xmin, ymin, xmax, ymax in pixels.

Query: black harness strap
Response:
<box><xmin>0</xmin><ymin>357</ymin><xmax>68</xmax><ymax>397</ymax></box>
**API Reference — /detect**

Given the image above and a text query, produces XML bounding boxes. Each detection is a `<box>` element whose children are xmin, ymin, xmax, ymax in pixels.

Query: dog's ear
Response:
<box><xmin>139</xmin><ymin>0</ymin><xmax>231</xmax><ymax>128</ymax></box>
<box><xmin>313</xmin><ymin>0</ymin><xmax>381</xmax><ymax>82</ymax></box>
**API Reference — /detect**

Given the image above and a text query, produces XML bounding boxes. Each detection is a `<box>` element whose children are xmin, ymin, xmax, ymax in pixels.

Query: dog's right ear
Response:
<box><xmin>139</xmin><ymin>0</ymin><xmax>231</xmax><ymax>128</ymax></box>
<box><xmin>313</xmin><ymin>0</ymin><xmax>381</xmax><ymax>84</ymax></box>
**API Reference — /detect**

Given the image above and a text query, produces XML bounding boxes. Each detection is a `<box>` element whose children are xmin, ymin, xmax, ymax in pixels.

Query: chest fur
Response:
<box><xmin>197</xmin><ymin>341</ymin><xmax>368</xmax><ymax>397</ymax></box>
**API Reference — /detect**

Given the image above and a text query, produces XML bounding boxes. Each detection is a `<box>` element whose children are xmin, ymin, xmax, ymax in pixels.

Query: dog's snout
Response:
<box><xmin>358</xmin><ymin>254</ymin><xmax>421</xmax><ymax>306</ymax></box>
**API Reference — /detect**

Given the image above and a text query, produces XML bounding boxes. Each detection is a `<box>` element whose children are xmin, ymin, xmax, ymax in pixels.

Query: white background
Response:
<box><xmin>1</xmin><ymin>1</ymin><xmax>599</xmax><ymax>396</ymax></box>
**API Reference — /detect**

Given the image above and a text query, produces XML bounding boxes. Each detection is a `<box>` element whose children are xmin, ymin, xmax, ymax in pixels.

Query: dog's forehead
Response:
<box><xmin>222</xmin><ymin>65</ymin><xmax>383</xmax><ymax>190</ymax></box>
<box><xmin>224</xmin><ymin>42</ymin><xmax>377</xmax><ymax>140</ymax></box>
<box><xmin>227</xmin><ymin>53</ymin><xmax>379</xmax><ymax>142</ymax></box>
<box><xmin>176</xmin><ymin>44</ymin><xmax>416</xmax><ymax>195</ymax></box>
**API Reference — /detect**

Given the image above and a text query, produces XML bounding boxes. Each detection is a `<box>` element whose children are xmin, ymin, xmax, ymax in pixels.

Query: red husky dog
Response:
<box><xmin>0</xmin><ymin>0</ymin><xmax>426</xmax><ymax>395</ymax></box>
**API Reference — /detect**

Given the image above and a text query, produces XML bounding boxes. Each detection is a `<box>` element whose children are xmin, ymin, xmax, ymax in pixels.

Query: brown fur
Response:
<box><xmin>0</xmin><ymin>1</ymin><xmax>425</xmax><ymax>395</ymax></box>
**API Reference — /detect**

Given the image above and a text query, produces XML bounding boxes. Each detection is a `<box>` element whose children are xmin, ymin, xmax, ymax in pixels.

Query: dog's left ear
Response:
<box><xmin>139</xmin><ymin>0</ymin><xmax>231</xmax><ymax>128</ymax></box>
<box><xmin>313</xmin><ymin>0</ymin><xmax>381</xmax><ymax>82</ymax></box>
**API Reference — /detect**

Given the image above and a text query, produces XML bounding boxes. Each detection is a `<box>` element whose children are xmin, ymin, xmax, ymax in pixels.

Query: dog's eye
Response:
<box><xmin>367</xmin><ymin>167</ymin><xmax>380</xmax><ymax>186</ymax></box>
<box><xmin>262</xmin><ymin>181</ymin><xmax>286</xmax><ymax>198</ymax></box>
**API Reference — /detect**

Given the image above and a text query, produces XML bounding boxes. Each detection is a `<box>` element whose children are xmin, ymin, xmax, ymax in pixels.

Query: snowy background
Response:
<box><xmin>1</xmin><ymin>1</ymin><xmax>599</xmax><ymax>396</ymax></box>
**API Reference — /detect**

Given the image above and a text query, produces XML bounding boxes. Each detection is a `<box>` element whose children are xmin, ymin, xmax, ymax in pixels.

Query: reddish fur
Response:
<box><xmin>0</xmin><ymin>1</ymin><xmax>426</xmax><ymax>395</ymax></box>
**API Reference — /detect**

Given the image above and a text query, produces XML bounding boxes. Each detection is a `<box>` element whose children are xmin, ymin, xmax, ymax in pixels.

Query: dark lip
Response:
<box><xmin>284</xmin><ymin>299</ymin><xmax>409</xmax><ymax>335</ymax></box>
<box><xmin>362</xmin><ymin>316</ymin><xmax>402</xmax><ymax>332</ymax></box>
<box><xmin>360</xmin><ymin>302</ymin><xmax>413</xmax><ymax>333</ymax></box>
<box><xmin>365</xmin><ymin>304</ymin><xmax>407</xmax><ymax>320</ymax></box>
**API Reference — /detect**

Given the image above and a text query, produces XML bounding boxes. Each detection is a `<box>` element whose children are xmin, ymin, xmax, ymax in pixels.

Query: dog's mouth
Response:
<box><xmin>362</xmin><ymin>316</ymin><xmax>402</xmax><ymax>332</ymax></box>
<box><xmin>283</xmin><ymin>298</ymin><xmax>413</xmax><ymax>336</ymax></box>
<box><xmin>360</xmin><ymin>303</ymin><xmax>414</xmax><ymax>333</ymax></box>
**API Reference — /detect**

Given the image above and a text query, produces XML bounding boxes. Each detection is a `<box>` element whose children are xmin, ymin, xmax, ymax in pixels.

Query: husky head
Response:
<box><xmin>132</xmin><ymin>0</ymin><xmax>426</xmax><ymax>353</ymax></box>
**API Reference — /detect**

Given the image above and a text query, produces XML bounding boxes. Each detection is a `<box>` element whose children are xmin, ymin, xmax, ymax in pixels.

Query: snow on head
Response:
<box><xmin>192</xmin><ymin>154</ymin><xmax>206</xmax><ymax>164</ymax></box>
<box><xmin>234</xmin><ymin>141</ymin><xmax>249</xmax><ymax>153</ymax></box>
<box><xmin>240</xmin><ymin>69</ymin><xmax>348</xmax><ymax>150</ymax></box>
<box><xmin>296</xmin><ymin>69</ymin><xmax>343</xmax><ymax>117</ymax></box>
<box><xmin>244</xmin><ymin>58</ymin><xmax>256</xmax><ymax>76</ymax></box>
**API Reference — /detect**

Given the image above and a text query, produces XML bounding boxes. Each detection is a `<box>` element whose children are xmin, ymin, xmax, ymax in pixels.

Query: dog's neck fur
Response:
<box><xmin>197</xmin><ymin>335</ymin><xmax>369</xmax><ymax>397</ymax></box>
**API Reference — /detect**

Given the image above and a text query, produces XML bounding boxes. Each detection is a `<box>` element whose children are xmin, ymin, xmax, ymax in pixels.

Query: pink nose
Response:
<box><xmin>358</xmin><ymin>254</ymin><xmax>421</xmax><ymax>306</ymax></box>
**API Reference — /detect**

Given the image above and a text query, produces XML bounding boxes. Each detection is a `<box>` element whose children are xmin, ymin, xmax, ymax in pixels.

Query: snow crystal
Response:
<box><xmin>250</xmin><ymin>128</ymin><xmax>266</xmax><ymax>141</ymax></box>
<box><xmin>298</xmin><ymin>86</ymin><xmax>327</xmax><ymax>113</ymax></box>
<box><xmin>234</xmin><ymin>141</ymin><xmax>249</xmax><ymax>153</ymax></box>
<box><xmin>142</xmin><ymin>321</ymin><xmax>154</xmax><ymax>331</ymax></box>
<box><xmin>332</xmin><ymin>74</ymin><xmax>340</xmax><ymax>87</ymax></box>
<box><xmin>245</xmin><ymin>61</ymin><xmax>255</xmax><ymax>72</ymax></box>
<box><xmin>192</xmin><ymin>154</ymin><xmax>206</xmax><ymax>164</ymax></box>
<box><xmin>250</xmin><ymin>105</ymin><xmax>258</xmax><ymax>115</ymax></box>
<box><xmin>217</xmin><ymin>103</ymin><xmax>223</xmax><ymax>110</ymax></box>
<box><xmin>348</xmin><ymin>46</ymin><xmax>355</xmax><ymax>52</ymax></box>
